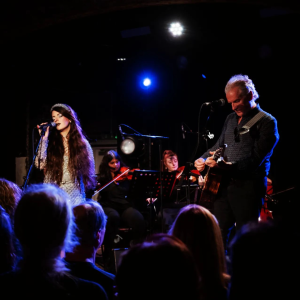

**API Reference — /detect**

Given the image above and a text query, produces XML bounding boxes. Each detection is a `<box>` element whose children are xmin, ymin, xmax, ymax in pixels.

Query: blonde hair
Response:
<box><xmin>169</xmin><ymin>204</ymin><xmax>228</xmax><ymax>298</ymax></box>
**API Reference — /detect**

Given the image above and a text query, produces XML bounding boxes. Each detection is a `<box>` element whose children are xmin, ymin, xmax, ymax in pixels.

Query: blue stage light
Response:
<box><xmin>143</xmin><ymin>78</ymin><xmax>151</xmax><ymax>87</ymax></box>
<box><xmin>137</xmin><ymin>72</ymin><xmax>156</xmax><ymax>91</ymax></box>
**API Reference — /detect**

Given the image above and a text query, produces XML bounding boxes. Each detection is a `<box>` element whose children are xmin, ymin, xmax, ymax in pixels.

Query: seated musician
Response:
<box><xmin>96</xmin><ymin>150</ymin><xmax>147</xmax><ymax>273</ymax></box>
<box><xmin>148</xmin><ymin>150</ymin><xmax>203</xmax><ymax>232</ymax></box>
<box><xmin>161</xmin><ymin>150</ymin><xmax>203</xmax><ymax>204</ymax></box>
<box><xmin>161</xmin><ymin>150</ymin><xmax>179</xmax><ymax>173</ymax></box>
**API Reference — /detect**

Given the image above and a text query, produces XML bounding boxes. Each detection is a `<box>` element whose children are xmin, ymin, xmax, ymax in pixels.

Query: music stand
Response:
<box><xmin>175</xmin><ymin>162</ymin><xmax>202</xmax><ymax>205</ymax></box>
<box><xmin>127</xmin><ymin>170</ymin><xmax>177</xmax><ymax>233</ymax></box>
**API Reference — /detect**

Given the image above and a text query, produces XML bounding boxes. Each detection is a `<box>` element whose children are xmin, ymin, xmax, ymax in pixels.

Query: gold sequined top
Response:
<box><xmin>35</xmin><ymin>136</ymin><xmax>95</xmax><ymax>206</ymax></box>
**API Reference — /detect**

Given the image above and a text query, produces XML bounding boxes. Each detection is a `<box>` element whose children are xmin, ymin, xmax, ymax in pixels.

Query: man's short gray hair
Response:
<box><xmin>225</xmin><ymin>74</ymin><xmax>259</xmax><ymax>101</ymax></box>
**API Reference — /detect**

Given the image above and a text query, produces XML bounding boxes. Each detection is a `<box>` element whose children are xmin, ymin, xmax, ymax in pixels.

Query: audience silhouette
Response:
<box><xmin>0</xmin><ymin>183</ymin><xmax>108</xmax><ymax>299</ymax></box>
<box><xmin>0</xmin><ymin>178</ymin><xmax>22</xmax><ymax>225</ymax></box>
<box><xmin>65</xmin><ymin>200</ymin><xmax>116</xmax><ymax>300</ymax></box>
<box><xmin>0</xmin><ymin>205</ymin><xmax>16</xmax><ymax>274</ymax></box>
<box><xmin>115</xmin><ymin>233</ymin><xmax>201</xmax><ymax>300</ymax></box>
<box><xmin>169</xmin><ymin>204</ymin><xmax>230</xmax><ymax>300</ymax></box>
<box><xmin>228</xmin><ymin>219</ymin><xmax>300</xmax><ymax>300</ymax></box>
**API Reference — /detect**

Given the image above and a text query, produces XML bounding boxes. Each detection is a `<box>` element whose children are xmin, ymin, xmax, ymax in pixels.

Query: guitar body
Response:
<box><xmin>198</xmin><ymin>145</ymin><xmax>227</xmax><ymax>210</ymax></box>
<box><xmin>200</xmin><ymin>170</ymin><xmax>222</xmax><ymax>203</ymax></box>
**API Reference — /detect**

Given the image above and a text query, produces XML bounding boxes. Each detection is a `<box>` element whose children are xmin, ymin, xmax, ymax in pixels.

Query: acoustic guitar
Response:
<box><xmin>198</xmin><ymin>145</ymin><xmax>227</xmax><ymax>208</ymax></box>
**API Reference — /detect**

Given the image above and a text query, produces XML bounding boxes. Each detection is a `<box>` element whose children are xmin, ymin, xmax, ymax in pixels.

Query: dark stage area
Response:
<box><xmin>1</xmin><ymin>1</ymin><xmax>298</xmax><ymax>214</ymax></box>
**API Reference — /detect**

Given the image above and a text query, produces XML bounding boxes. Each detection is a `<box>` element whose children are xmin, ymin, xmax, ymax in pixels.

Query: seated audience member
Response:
<box><xmin>65</xmin><ymin>200</ymin><xmax>115</xmax><ymax>300</ymax></box>
<box><xmin>0</xmin><ymin>178</ymin><xmax>22</xmax><ymax>261</ymax></box>
<box><xmin>0</xmin><ymin>178</ymin><xmax>22</xmax><ymax>225</ymax></box>
<box><xmin>0</xmin><ymin>206</ymin><xmax>16</xmax><ymax>274</ymax></box>
<box><xmin>228</xmin><ymin>220</ymin><xmax>300</xmax><ymax>300</ymax></box>
<box><xmin>169</xmin><ymin>204</ymin><xmax>230</xmax><ymax>300</ymax></box>
<box><xmin>115</xmin><ymin>233</ymin><xmax>201</xmax><ymax>300</ymax></box>
<box><xmin>0</xmin><ymin>183</ymin><xmax>108</xmax><ymax>300</ymax></box>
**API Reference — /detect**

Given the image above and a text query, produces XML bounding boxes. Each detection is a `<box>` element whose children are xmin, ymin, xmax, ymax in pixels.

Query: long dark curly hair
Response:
<box><xmin>46</xmin><ymin>104</ymin><xmax>96</xmax><ymax>191</ymax></box>
<box><xmin>98</xmin><ymin>150</ymin><xmax>127</xmax><ymax>184</ymax></box>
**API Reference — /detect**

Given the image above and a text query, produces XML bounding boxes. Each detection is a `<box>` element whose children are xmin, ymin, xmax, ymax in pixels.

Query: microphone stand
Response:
<box><xmin>201</xmin><ymin>105</ymin><xmax>216</xmax><ymax>151</ymax></box>
<box><xmin>178</xmin><ymin>103</ymin><xmax>216</xmax><ymax>204</ymax></box>
<box><xmin>22</xmin><ymin>127</ymin><xmax>46</xmax><ymax>190</ymax></box>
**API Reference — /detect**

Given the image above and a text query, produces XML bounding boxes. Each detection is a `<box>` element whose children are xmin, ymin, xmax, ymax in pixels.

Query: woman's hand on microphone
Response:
<box><xmin>37</xmin><ymin>123</ymin><xmax>50</xmax><ymax>139</ymax></box>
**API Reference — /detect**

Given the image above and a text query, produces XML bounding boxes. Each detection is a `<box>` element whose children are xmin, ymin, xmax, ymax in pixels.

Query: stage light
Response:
<box><xmin>119</xmin><ymin>135</ymin><xmax>145</xmax><ymax>158</ymax></box>
<box><xmin>120</xmin><ymin>137</ymin><xmax>136</xmax><ymax>155</ymax></box>
<box><xmin>169</xmin><ymin>22</ymin><xmax>183</xmax><ymax>36</ymax></box>
<box><xmin>143</xmin><ymin>78</ymin><xmax>151</xmax><ymax>87</ymax></box>
<box><xmin>118</xmin><ymin>124</ymin><xmax>150</xmax><ymax>168</ymax></box>
<box><xmin>138</xmin><ymin>72</ymin><xmax>156</xmax><ymax>91</ymax></box>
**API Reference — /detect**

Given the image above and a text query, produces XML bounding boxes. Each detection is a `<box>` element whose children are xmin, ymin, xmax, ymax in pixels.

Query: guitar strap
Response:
<box><xmin>239</xmin><ymin>110</ymin><xmax>266</xmax><ymax>135</ymax></box>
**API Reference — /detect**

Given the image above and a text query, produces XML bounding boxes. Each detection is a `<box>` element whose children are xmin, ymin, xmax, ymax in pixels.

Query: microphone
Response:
<box><xmin>181</xmin><ymin>124</ymin><xmax>185</xmax><ymax>139</ymax></box>
<box><xmin>38</xmin><ymin>122</ymin><xmax>56</xmax><ymax>130</ymax></box>
<box><xmin>204</xmin><ymin>98</ymin><xmax>226</xmax><ymax>107</ymax></box>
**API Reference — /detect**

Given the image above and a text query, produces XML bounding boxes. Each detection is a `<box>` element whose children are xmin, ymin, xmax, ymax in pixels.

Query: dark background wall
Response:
<box><xmin>1</xmin><ymin>2</ymin><xmax>297</xmax><ymax>203</ymax></box>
